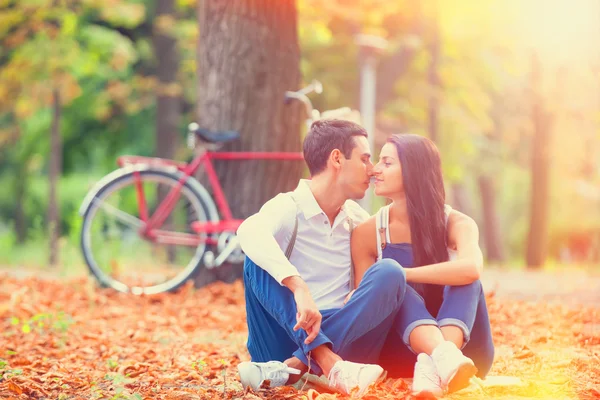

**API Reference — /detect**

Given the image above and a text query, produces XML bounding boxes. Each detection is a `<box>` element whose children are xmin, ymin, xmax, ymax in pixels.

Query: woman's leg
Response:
<box><xmin>388</xmin><ymin>284</ymin><xmax>478</xmax><ymax>394</ymax></box>
<box><xmin>460</xmin><ymin>290</ymin><xmax>495</xmax><ymax>378</ymax></box>
<box><xmin>437</xmin><ymin>280</ymin><xmax>482</xmax><ymax>349</ymax></box>
<box><xmin>436</xmin><ymin>280</ymin><xmax>494</xmax><ymax>378</ymax></box>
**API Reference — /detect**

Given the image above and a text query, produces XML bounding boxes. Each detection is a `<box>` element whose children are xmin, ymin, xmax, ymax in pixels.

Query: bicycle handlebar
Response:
<box><xmin>284</xmin><ymin>80</ymin><xmax>323</xmax><ymax>122</ymax></box>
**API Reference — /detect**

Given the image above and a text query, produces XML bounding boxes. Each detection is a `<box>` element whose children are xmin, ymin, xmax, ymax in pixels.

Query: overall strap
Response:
<box><xmin>375</xmin><ymin>205</ymin><xmax>390</xmax><ymax>260</ymax></box>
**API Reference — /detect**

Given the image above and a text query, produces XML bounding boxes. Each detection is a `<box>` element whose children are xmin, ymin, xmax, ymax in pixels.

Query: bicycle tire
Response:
<box><xmin>80</xmin><ymin>167</ymin><xmax>219</xmax><ymax>294</ymax></box>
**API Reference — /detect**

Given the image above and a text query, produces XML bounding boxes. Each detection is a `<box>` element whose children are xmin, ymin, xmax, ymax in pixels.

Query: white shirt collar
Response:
<box><xmin>293</xmin><ymin>179</ymin><xmax>348</xmax><ymax>221</ymax></box>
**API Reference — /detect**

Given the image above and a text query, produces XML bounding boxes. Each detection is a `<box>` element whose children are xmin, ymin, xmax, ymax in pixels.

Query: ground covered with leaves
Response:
<box><xmin>1</xmin><ymin>274</ymin><xmax>599</xmax><ymax>399</ymax></box>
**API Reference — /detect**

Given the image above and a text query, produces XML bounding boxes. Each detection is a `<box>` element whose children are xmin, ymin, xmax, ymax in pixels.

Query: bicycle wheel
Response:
<box><xmin>80</xmin><ymin>168</ymin><xmax>218</xmax><ymax>294</ymax></box>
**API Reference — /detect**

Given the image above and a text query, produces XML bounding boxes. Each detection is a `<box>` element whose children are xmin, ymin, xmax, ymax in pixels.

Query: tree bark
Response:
<box><xmin>195</xmin><ymin>0</ymin><xmax>303</xmax><ymax>284</ymax></box>
<box><xmin>14</xmin><ymin>166</ymin><xmax>27</xmax><ymax>244</ymax></box>
<box><xmin>478</xmin><ymin>175</ymin><xmax>505</xmax><ymax>262</ymax></box>
<box><xmin>426</xmin><ymin>0</ymin><xmax>440</xmax><ymax>143</ymax></box>
<box><xmin>153</xmin><ymin>0</ymin><xmax>181</xmax><ymax>262</ymax></box>
<box><xmin>526</xmin><ymin>53</ymin><xmax>551</xmax><ymax>268</ymax></box>
<box><xmin>477</xmin><ymin>92</ymin><xmax>505</xmax><ymax>263</ymax></box>
<box><xmin>48</xmin><ymin>89</ymin><xmax>61</xmax><ymax>266</ymax></box>
<box><xmin>451</xmin><ymin>182</ymin><xmax>474</xmax><ymax>217</ymax></box>
<box><xmin>153</xmin><ymin>0</ymin><xmax>180</xmax><ymax>161</ymax></box>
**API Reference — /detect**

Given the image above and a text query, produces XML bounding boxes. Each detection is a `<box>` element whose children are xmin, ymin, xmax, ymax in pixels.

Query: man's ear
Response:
<box><xmin>329</xmin><ymin>149</ymin><xmax>343</xmax><ymax>169</ymax></box>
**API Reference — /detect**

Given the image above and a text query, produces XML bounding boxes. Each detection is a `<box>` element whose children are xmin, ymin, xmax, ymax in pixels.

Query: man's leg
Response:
<box><xmin>240</xmin><ymin>257</ymin><xmax>399</xmax><ymax>395</ymax></box>
<box><xmin>243</xmin><ymin>257</ymin><xmax>333</xmax><ymax>362</ymax></box>
<box><xmin>292</xmin><ymin>258</ymin><xmax>407</xmax><ymax>374</ymax></box>
<box><xmin>243</xmin><ymin>258</ymin><xmax>298</xmax><ymax>363</ymax></box>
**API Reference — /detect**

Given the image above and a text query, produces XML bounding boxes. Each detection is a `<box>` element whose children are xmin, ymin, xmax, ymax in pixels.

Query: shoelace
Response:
<box><xmin>262</xmin><ymin>363</ymin><xmax>288</xmax><ymax>381</ymax></box>
<box><xmin>417</xmin><ymin>363</ymin><xmax>440</xmax><ymax>386</ymax></box>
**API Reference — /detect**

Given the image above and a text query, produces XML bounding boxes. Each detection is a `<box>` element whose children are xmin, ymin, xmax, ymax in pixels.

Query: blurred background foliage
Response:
<box><xmin>0</xmin><ymin>0</ymin><xmax>598</xmax><ymax>270</ymax></box>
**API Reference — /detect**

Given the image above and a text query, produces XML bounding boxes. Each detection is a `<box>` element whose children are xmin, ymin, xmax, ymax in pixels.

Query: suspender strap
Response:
<box><xmin>286</xmin><ymin>193</ymin><xmax>356</xmax><ymax>291</ymax></box>
<box><xmin>286</xmin><ymin>194</ymin><xmax>300</xmax><ymax>260</ymax></box>
<box><xmin>348</xmin><ymin>217</ymin><xmax>355</xmax><ymax>291</ymax></box>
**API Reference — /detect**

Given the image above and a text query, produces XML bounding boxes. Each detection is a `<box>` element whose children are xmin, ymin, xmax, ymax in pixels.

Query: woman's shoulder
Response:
<box><xmin>351</xmin><ymin>215</ymin><xmax>377</xmax><ymax>255</ymax></box>
<box><xmin>447</xmin><ymin>207</ymin><xmax>479</xmax><ymax>238</ymax></box>
<box><xmin>354</xmin><ymin>214</ymin><xmax>377</xmax><ymax>234</ymax></box>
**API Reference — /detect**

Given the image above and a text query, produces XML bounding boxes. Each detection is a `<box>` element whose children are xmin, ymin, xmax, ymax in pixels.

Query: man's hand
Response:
<box><xmin>343</xmin><ymin>289</ymin><xmax>356</xmax><ymax>305</ymax></box>
<box><xmin>282</xmin><ymin>276</ymin><xmax>321</xmax><ymax>345</ymax></box>
<box><xmin>293</xmin><ymin>288</ymin><xmax>322</xmax><ymax>344</ymax></box>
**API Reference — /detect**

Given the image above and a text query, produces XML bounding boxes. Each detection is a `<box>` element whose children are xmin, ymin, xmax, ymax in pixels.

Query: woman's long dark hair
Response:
<box><xmin>388</xmin><ymin>134</ymin><xmax>448</xmax><ymax>313</ymax></box>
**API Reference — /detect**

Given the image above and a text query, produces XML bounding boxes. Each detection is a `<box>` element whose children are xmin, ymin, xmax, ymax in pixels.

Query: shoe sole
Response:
<box><xmin>332</xmin><ymin>367</ymin><xmax>387</xmax><ymax>396</ymax></box>
<box><xmin>412</xmin><ymin>389</ymin><xmax>442</xmax><ymax>399</ymax></box>
<box><xmin>447</xmin><ymin>362</ymin><xmax>478</xmax><ymax>393</ymax></box>
<box><xmin>237</xmin><ymin>362</ymin><xmax>301</xmax><ymax>391</ymax></box>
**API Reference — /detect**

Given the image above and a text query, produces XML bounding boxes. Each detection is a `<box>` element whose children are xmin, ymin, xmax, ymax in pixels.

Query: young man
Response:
<box><xmin>236</xmin><ymin>120</ymin><xmax>408</xmax><ymax>396</ymax></box>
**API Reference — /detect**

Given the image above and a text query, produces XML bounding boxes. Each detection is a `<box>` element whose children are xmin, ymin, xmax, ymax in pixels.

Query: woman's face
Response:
<box><xmin>373</xmin><ymin>142</ymin><xmax>404</xmax><ymax>197</ymax></box>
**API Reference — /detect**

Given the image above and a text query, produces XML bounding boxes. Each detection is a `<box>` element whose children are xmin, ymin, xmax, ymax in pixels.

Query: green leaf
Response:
<box><xmin>9</xmin><ymin>317</ymin><xmax>19</xmax><ymax>325</ymax></box>
<box><xmin>61</xmin><ymin>11</ymin><xmax>78</xmax><ymax>36</ymax></box>
<box><xmin>21</xmin><ymin>323</ymin><xmax>31</xmax><ymax>334</ymax></box>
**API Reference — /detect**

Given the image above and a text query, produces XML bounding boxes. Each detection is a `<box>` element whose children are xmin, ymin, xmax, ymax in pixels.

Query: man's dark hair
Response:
<box><xmin>302</xmin><ymin>119</ymin><xmax>368</xmax><ymax>176</ymax></box>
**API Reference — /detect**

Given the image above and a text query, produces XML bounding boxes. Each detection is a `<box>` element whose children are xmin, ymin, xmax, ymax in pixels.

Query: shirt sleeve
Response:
<box><xmin>236</xmin><ymin>193</ymin><xmax>301</xmax><ymax>285</ymax></box>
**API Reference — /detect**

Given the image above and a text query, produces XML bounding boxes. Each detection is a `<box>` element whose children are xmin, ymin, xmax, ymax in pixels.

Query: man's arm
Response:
<box><xmin>237</xmin><ymin>194</ymin><xmax>322</xmax><ymax>344</ymax></box>
<box><xmin>236</xmin><ymin>194</ymin><xmax>300</xmax><ymax>285</ymax></box>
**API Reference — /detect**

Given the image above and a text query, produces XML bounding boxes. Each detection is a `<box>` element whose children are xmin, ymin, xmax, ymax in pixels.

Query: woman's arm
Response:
<box><xmin>405</xmin><ymin>211</ymin><xmax>484</xmax><ymax>286</ymax></box>
<box><xmin>350</xmin><ymin>217</ymin><xmax>378</xmax><ymax>288</ymax></box>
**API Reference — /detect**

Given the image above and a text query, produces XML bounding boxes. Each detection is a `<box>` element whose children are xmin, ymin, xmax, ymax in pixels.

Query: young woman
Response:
<box><xmin>350</xmin><ymin>134</ymin><xmax>495</xmax><ymax>397</ymax></box>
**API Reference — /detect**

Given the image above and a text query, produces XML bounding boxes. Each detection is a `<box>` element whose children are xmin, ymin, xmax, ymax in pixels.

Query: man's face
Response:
<box><xmin>339</xmin><ymin>136</ymin><xmax>373</xmax><ymax>200</ymax></box>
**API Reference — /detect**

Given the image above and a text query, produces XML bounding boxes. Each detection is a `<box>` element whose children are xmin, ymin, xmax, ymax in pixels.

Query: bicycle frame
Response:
<box><xmin>117</xmin><ymin>148</ymin><xmax>303</xmax><ymax>247</ymax></box>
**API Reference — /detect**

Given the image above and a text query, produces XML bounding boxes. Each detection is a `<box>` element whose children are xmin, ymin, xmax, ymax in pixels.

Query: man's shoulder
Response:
<box><xmin>257</xmin><ymin>192</ymin><xmax>299</xmax><ymax>223</ymax></box>
<box><xmin>343</xmin><ymin>200</ymin><xmax>370</xmax><ymax>223</ymax></box>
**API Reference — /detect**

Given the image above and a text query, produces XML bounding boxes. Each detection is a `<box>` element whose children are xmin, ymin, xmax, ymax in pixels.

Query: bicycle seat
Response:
<box><xmin>190</xmin><ymin>124</ymin><xmax>240</xmax><ymax>144</ymax></box>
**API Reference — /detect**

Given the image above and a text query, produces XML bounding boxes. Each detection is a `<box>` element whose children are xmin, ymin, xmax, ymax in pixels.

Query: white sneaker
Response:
<box><xmin>431</xmin><ymin>341</ymin><xmax>477</xmax><ymax>393</ymax></box>
<box><xmin>237</xmin><ymin>361</ymin><xmax>301</xmax><ymax>391</ymax></box>
<box><xmin>412</xmin><ymin>353</ymin><xmax>443</xmax><ymax>398</ymax></box>
<box><xmin>327</xmin><ymin>360</ymin><xmax>384</xmax><ymax>396</ymax></box>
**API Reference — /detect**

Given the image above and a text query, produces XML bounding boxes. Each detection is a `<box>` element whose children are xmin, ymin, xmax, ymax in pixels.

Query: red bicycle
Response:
<box><xmin>79</xmin><ymin>81</ymin><xmax>353</xmax><ymax>294</ymax></box>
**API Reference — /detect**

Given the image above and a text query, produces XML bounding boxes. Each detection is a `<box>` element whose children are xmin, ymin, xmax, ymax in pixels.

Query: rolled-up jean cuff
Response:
<box><xmin>402</xmin><ymin>319</ymin><xmax>439</xmax><ymax>353</ymax></box>
<box><xmin>292</xmin><ymin>335</ymin><xmax>332</xmax><ymax>376</ymax></box>
<box><xmin>438</xmin><ymin>318</ymin><xmax>471</xmax><ymax>349</ymax></box>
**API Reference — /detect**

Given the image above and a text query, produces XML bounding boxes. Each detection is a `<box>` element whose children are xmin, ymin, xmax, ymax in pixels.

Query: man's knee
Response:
<box><xmin>365</xmin><ymin>258</ymin><xmax>407</xmax><ymax>293</ymax></box>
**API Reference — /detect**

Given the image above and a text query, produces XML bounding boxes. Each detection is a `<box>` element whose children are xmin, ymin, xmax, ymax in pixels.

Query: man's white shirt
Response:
<box><xmin>236</xmin><ymin>180</ymin><xmax>370</xmax><ymax>310</ymax></box>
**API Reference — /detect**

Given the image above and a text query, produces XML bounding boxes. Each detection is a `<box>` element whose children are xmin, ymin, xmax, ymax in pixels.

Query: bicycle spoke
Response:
<box><xmin>92</xmin><ymin>197</ymin><xmax>144</xmax><ymax>229</ymax></box>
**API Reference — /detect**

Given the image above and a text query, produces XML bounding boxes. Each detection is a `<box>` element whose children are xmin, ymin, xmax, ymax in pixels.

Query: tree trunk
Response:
<box><xmin>14</xmin><ymin>166</ymin><xmax>27</xmax><ymax>244</ymax></box>
<box><xmin>153</xmin><ymin>0</ymin><xmax>181</xmax><ymax>262</ymax></box>
<box><xmin>478</xmin><ymin>175</ymin><xmax>505</xmax><ymax>262</ymax></box>
<box><xmin>477</xmin><ymin>92</ymin><xmax>505</xmax><ymax>263</ymax></box>
<box><xmin>48</xmin><ymin>89</ymin><xmax>62</xmax><ymax>266</ymax></box>
<box><xmin>450</xmin><ymin>182</ymin><xmax>474</xmax><ymax>217</ymax></box>
<box><xmin>426</xmin><ymin>0</ymin><xmax>440</xmax><ymax>143</ymax></box>
<box><xmin>526</xmin><ymin>53</ymin><xmax>551</xmax><ymax>269</ymax></box>
<box><xmin>153</xmin><ymin>0</ymin><xmax>180</xmax><ymax>161</ymax></box>
<box><xmin>195</xmin><ymin>0</ymin><xmax>303</xmax><ymax>285</ymax></box>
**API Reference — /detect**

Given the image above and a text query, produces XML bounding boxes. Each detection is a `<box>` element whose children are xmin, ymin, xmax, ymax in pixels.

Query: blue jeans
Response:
<box><xmin>379</xmin><ymin>279</ymin><xmax>495</xmax><ymax>378</ymax></box>
<box><xmin>243</xmin><ymin>257</ymin><xmax>406</xmax><ymax>376</ymax></box>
